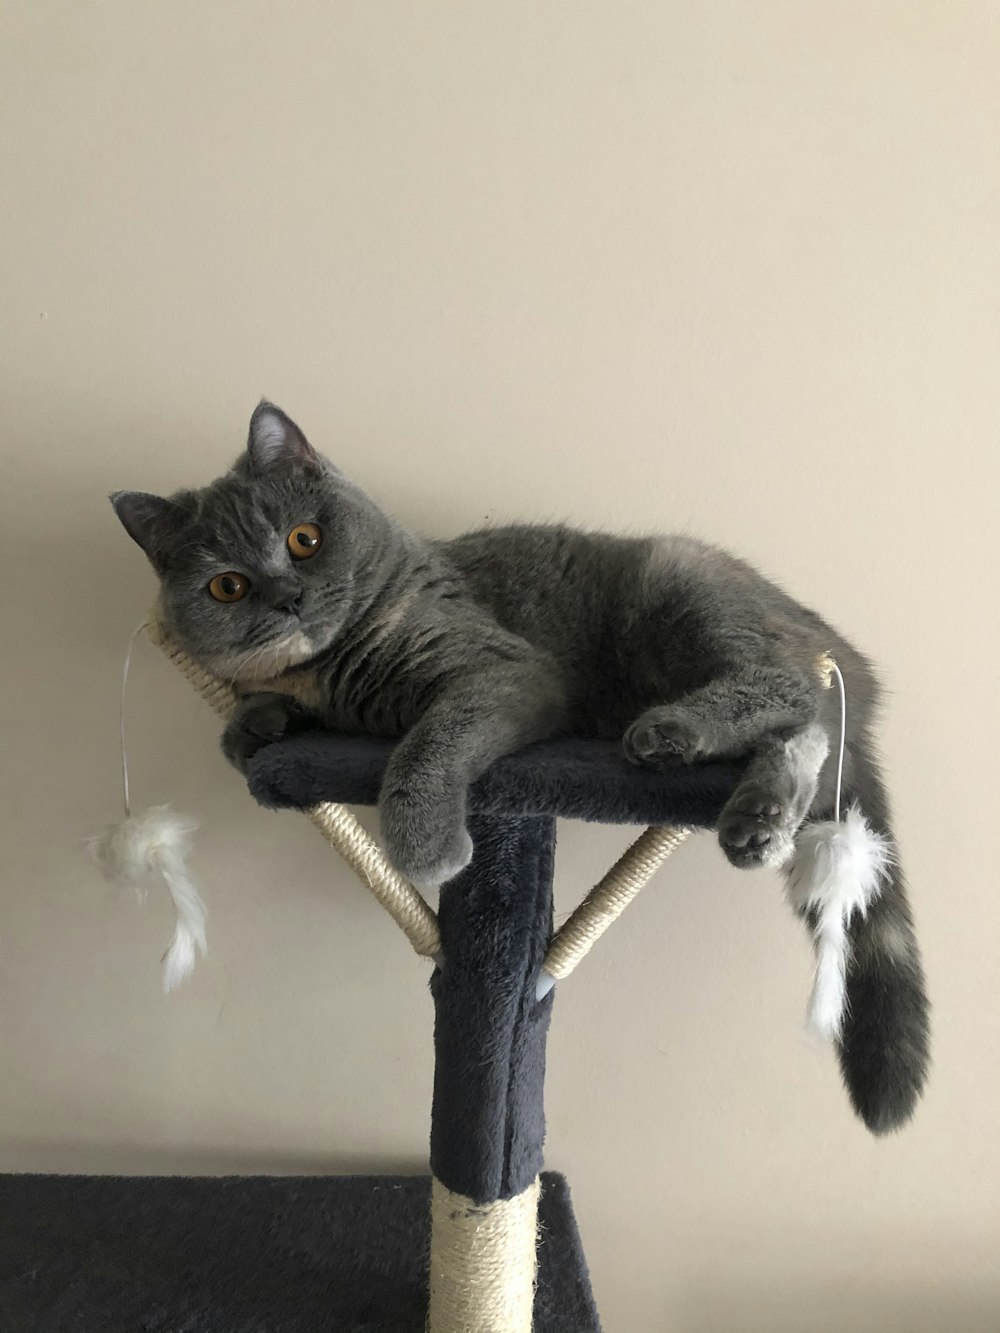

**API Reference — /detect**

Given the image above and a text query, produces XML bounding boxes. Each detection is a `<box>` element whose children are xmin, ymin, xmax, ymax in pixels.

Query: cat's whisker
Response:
<box><xmin>217</xmin><ymin>638</ymin><xmax>275</xmax><ymax>684</ymax></box>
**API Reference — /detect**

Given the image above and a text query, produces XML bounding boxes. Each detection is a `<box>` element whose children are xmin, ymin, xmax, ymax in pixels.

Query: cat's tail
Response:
<box><xmin>787</xmin><ymin>746</ymin><xmax>929</xmax><ymax>1136</ymax></box>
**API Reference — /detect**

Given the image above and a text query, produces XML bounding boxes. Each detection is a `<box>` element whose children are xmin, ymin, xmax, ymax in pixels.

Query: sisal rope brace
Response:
<box><xmin>537</xmin><ymin>823</ymin><xmax>689</xmax><ymax>997</ymax></box>
<box><xmin>816</xmin><ymin>652</ymin><xmax>837</xmax><ymax>690</ymax></box>
<box><xmin>537</xmin><ymin>655</ymin><xmax>836</xmax><ymax>994</ymax></box>
<box><xmin>146</xmin><ymin>617</ymin><xmax>441</xmax><ymax>960</ymax></box>
<box><xmin>428</xmin><ymin>1176</ymin><xmax>540</xmax><ymax>1333</ymax></box>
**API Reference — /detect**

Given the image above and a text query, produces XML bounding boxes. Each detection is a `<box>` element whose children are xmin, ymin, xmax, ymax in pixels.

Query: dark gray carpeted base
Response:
<box><xmin>0</xmin><ymin>1171</ymin><xmax>600</xmax><ymax>1333</ymax></box>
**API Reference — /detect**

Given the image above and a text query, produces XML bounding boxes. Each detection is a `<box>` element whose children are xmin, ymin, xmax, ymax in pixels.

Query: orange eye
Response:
<box><xmin>288</xmin><ymin>522</ymin><xmax>322</xmax><ymax>559</ymax></box>
<box><xmin>208</xmin><ymin>572</ymin><xmax>250</xmax><ymax>602</ymax></box>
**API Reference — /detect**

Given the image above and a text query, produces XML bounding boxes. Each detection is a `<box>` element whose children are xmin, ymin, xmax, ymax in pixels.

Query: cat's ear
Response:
<box><xmin>110</xmin><ymin>491</ymin><xmax>190</xmax><ymax>574</ymax></box>
<box><xmin>247</xmin><ymin>401</ymin><xmax>321</xmax><ymax>477</ymax></box>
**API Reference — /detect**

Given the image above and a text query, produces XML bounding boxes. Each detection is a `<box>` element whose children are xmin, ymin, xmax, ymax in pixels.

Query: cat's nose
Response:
<box><xmin>262</xmin><ymin>577</ymin><xmax>303</xmax><ymax>616</ymax></box>
<box><xmin>276</xmin><ymin>589</ymin><xmax>303</xmax><ymax>616</ymax></box>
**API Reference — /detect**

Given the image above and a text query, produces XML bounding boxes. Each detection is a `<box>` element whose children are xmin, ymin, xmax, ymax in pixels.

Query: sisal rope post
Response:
<box><xmin>429</xmin><ymin>1177</ymin><xmax>540</xmax><ymax>1333</ymax></box>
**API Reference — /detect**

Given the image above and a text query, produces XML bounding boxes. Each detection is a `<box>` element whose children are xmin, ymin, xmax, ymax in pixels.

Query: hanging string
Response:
<box><xmin>119</xmin><ymin>621</ymin><xmax>151</xmax><ymax>818</ymax></box>
<box><xmin>830</xmin><ymin>660</ymin><xmax>847</xmax><ymax>824</ymax></box>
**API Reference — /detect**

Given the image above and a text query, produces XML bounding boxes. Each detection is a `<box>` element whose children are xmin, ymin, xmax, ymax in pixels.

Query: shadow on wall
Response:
<box><xmin>1</xmin><ymin>1136</ymin><xmax>427</xmax><ymax>1179</ymax></box>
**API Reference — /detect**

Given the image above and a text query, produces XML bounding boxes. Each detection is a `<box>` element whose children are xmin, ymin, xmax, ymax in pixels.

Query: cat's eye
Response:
<box><xmin>288</xmin><ymin>522</ymin><xmax>322</xmax><ymax>559</ymax></box>
<box><xmin>208</xmin><ymin>572</ymin><xmax>250</xmax><ymax>602</ymax></box>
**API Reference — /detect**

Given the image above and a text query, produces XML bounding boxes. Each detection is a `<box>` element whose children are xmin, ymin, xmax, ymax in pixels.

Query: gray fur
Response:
<box><xmin>111</xmin><ymin>401</ymin><xmax>929</xmax><ymax>1133</ymax></box>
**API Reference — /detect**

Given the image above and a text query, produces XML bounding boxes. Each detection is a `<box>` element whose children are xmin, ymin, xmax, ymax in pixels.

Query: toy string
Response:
<box><xmin>831</xmin><ymin>660</ymin><xmax>847</xmax><ymax>824</ymax></box>
<box><xmin>120</xmin><ymin>621</ymin><xmax>150</xmax><ymax>819</ymax></box>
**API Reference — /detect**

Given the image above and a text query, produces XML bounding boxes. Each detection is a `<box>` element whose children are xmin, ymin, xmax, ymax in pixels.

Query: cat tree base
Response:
<box><xmin>0</xmin><ymin>1172</ymin><xmax>599</xmax><ymax>1331</ymax></box>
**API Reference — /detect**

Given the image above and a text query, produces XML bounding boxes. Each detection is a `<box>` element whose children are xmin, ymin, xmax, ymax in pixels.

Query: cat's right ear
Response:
<box><xmin>110</xmin><ymin>491</ymin><xmax>189</xmax><ymax>574</ymax></box>
<box><xmin>246</xmin><ymin>401</ymin><xmax>322</xmax><ymax>477</ymax></box>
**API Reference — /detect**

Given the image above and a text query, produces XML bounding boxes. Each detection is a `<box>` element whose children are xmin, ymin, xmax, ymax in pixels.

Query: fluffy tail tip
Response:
<box><xmin>839</xmin><ymin>955</ymin><xmax>930</xmax><ymax>1135</ymax></box>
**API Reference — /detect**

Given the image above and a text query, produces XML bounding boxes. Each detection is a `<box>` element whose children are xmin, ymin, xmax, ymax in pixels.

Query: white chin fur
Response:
<box><xmin>207</xmin><ymin>629</ymin><xmax>316</xmax><ymax>683</ymax></box>
<box><xmin>786</xmin><ymin>804</ymin><xmax>893</xmax><ymax>1041</ymax></box>
<box><xmin>89</xmin><ymin>805</ymin><xmax>207</xmax><ymax>992</ymax></box>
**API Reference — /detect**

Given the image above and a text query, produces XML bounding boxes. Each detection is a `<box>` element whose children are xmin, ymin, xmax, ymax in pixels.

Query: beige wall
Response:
<box><xmin>2</xmin><ymin>4</ymin><xmax>998</xmax><ymax>1329</ymax></box>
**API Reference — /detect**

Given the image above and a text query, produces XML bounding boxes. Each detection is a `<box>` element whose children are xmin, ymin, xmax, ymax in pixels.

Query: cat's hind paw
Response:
<box><xmin>623</xmin><ymin>706</ymin><xmax>714</xmax><ymax>766</ymax></box>
<box><xmin>718</xmin><ymin>788</ymin><xmax>795</xmax><ymax>869</ymax></box>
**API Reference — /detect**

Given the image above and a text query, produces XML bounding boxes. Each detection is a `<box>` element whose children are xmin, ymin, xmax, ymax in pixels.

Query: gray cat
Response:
<box><xmin>112</xmin><ymin>401</ymin><xmax>928</xmax><ymax>1134</ymax></box>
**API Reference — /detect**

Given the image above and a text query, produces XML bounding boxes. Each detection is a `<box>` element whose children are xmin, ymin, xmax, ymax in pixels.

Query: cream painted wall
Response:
<box><xmin>2</xmin><ymin>4</ymin><xmax>998</xmax><ymax>1329</ymax></box>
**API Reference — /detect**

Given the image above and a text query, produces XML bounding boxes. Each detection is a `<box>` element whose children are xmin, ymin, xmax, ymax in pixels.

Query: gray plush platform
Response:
<box><xmin>249</xmin><ymin>732</ymin><xmax>744</xmax><ymax>827</ymax></box>
<box><xmin>0</xmin><ymin>1171</ymin><xmax>600</xmax><ymax>1332</ymax></box>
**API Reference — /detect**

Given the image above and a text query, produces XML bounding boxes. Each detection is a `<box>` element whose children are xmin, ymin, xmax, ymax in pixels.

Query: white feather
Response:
<box><xmin>89</xmin><ymin>805</ymin><xmax>207</xmax><ymax>992</ymax></box>
<box><xmin>786</xmin><ymin>803</ymin><xmax>892</xmax><ymax>1040</ymax></box>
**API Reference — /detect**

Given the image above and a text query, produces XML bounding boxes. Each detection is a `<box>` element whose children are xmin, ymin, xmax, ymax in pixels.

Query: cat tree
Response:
<box><xmin>154</xmin><ymin>623</ymin><xmax>744</xmax><ymax>1331</ymax></box>
<box><xmin>1</xmin><ymin>624</ymin><xmax>746</xmax><ymax>1332</ymax></box>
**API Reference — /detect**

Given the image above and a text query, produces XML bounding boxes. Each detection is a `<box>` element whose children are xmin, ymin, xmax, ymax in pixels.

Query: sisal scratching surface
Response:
<box><xmin>544</xmin><ymin>824</ymin><xmax>689</xmax><ymax>981</ymax></box>
<box><xmin>429</xmin><ymin>1177</ymin><xmax>541</xmax><ymax>1333</ymax></box>
<box><xmin>305</xmin><ymin>802</ymin><xmax>440</xmax><ymax>957</ymax></box>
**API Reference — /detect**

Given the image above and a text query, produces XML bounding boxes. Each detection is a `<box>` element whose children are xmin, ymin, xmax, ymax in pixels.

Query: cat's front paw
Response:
<box><xmin>221</xmin><ymin>693</ymin><xmax>307</xmax><ymax>774</ymax></box>
<box><xmin>379</xmin><ymin>787</ymin><xmax>473</xmax><ymax>888</ymax></box>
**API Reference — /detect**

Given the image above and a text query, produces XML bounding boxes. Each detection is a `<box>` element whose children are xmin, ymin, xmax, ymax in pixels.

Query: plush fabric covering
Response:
<box><xmin>248</xmin><ymin>732</ymin><xmax>745</xmax><ymax>826</ymax></box>
<box><xmin>431</xmin><ymin>814</ymin><xmax>556</xmax><ymax>1201</ymax></box>
<box><xmin>0</xmin><ymin>1171</ymin><xmax>600</xmax><ymax>1332</ymax></box>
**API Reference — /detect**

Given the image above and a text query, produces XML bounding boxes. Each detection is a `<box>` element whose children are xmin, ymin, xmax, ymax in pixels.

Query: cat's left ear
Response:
<box><xmin>110</xmin><ymin>491</ymin><xmax>191</xmax><ymax>573</ymax></box>
<box><xmin>247</xmin><ymin>401</ymin><xmax>322</xmax><ymax>477</ymax></box>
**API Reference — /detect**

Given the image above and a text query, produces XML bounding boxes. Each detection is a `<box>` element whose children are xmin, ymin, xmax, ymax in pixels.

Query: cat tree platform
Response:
<box><xmin>2</xmin><ymin>734</ymin><xmax>743</xmax><ymax>1332</ymax></box>
<box><xmin>249</xmin><ymin>732</ymin><xmax>742</xmax><ymax>829</ymax></box>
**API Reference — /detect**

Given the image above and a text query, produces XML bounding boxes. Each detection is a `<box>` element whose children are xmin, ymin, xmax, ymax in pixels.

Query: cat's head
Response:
<box><xmin>111</xmin><ymin>402</ymin><xmax>392</xmax><ymax>681</ymax></box>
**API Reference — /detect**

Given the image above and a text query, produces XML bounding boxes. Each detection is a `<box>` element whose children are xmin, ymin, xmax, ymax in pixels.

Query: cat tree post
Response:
<box><xmin>249</xmin><ymin>732</ymin><xmax>745</xmax><ymax>1332</ymax></box>
<box><xmin>428</xmin><ymin>813</ymin><xmax>556</xmax><ymax>1330</ymax></box>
